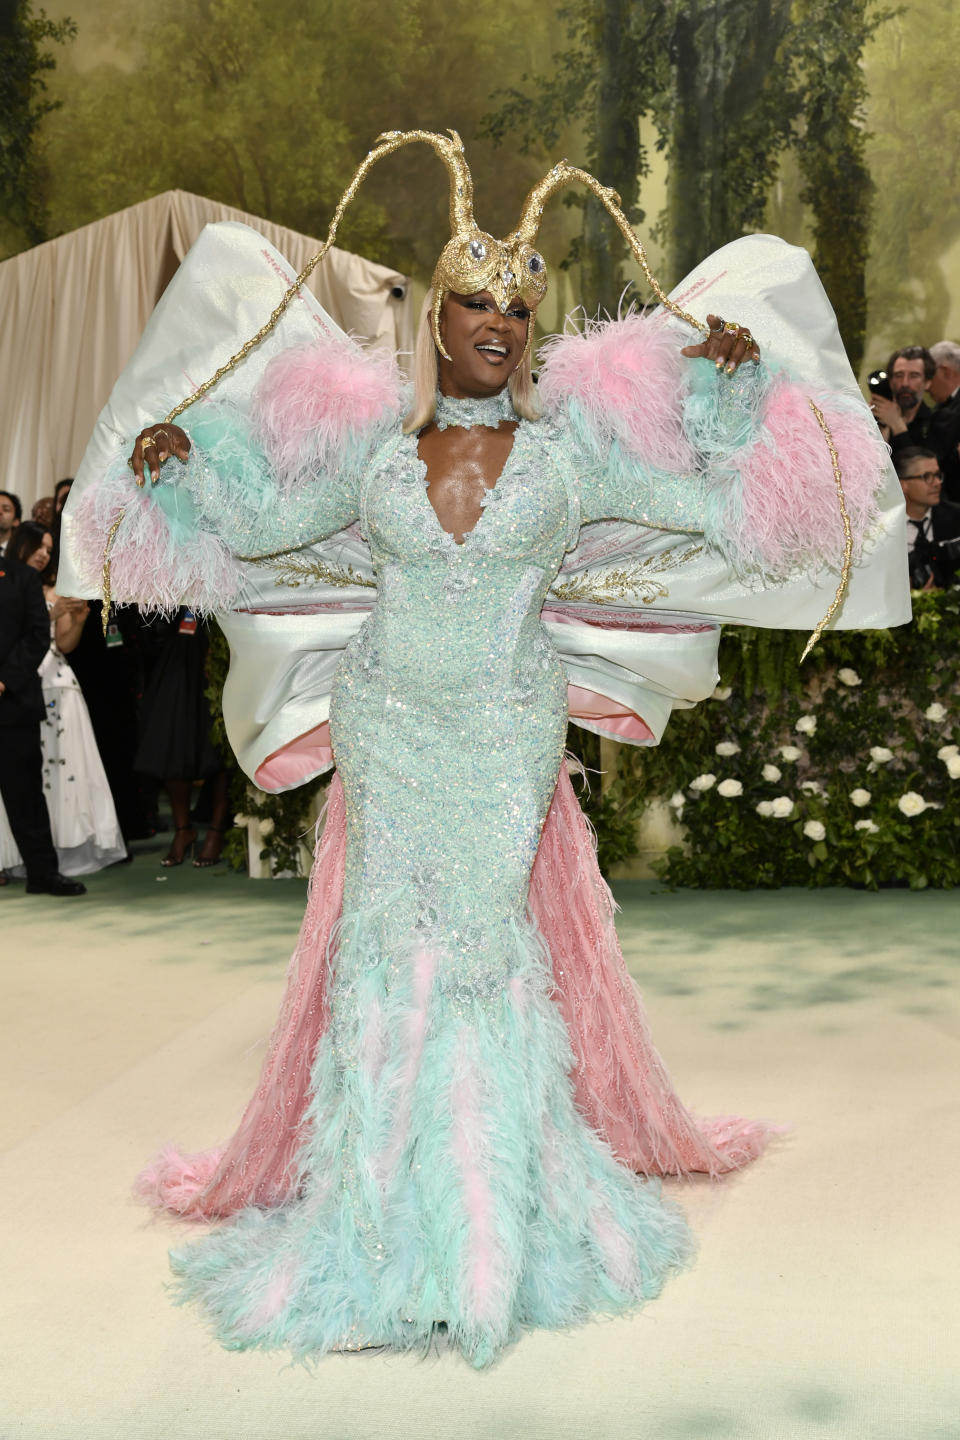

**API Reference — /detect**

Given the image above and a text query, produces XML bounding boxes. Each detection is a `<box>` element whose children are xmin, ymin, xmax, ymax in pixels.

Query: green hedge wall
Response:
<box><xmin>605</xmin><ymin>589</ymin><xmax>960</xmax><ymax>889</ymax></box>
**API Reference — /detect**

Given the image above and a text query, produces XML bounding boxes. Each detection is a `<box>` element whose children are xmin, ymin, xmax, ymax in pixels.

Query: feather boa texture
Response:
<box><xmin>134</xmin><ymin>781</ymin><xmax>346</xmax><ymax>1218</ymax></box>
<box><xmin>69</xmin><ymin>461</ymin><xmax>245</xmax><ymax>613</ymax></box>
<box><xmin>538</xmin><ymin>312</ymin><xmax>697</xmax><ymax>473</ymax></box>
<box><xmin>690</xmin><ymin>363</ymin><xmax>888</xmax><ymax>581</ymax></box>
<box><xmin>169</xmin><ymin>894</ymin><xmax>693</xmax><ymax>1368</ymax></box>
<box><xmin>533</xmin><ymin>767</ymin><xmax>777</xmax><ymax>1175</ymax></box>
<box><xmin>538</xmin><ymin>311</ymin><xmax>887</xmax><ymax>583</ymax></box>
<box><xmin>251</xmin><ymin>339</ymin><xmax>404</xmax><ymax>491</ymax></box>
<box><xmin>137</xmin><ymin>771</ymin><xmax>773</xmax><ymax>1246</ymax></box>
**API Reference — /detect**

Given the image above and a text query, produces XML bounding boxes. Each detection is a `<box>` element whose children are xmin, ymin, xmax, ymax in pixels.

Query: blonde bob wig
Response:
<box><xmin>403</xmin><ymin>290</ymin><xmax>541</xmax><ymax>434</ymax></box>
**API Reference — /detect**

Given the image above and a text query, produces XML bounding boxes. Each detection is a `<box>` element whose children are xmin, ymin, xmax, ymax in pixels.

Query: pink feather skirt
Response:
<box><xmin>136</xmin><ymin>768</ymin><xmax>773</xmax><ymax>1221</ymax></box>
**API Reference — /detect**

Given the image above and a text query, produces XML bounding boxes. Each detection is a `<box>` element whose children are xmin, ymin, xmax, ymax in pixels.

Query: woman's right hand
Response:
<box><xmin>129</xmin><ymin>423</ymin><xmax>191</xmax><ymax>486</ymax></box>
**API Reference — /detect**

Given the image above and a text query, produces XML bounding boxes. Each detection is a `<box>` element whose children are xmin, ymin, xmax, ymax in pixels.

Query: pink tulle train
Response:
<box><xmin>136</xmin><ymin>770</ymin><xmax>772</xmax><ymax>1220</ymax></box>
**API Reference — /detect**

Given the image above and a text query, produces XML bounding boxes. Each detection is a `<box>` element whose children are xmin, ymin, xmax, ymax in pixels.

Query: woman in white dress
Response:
<box><xmin>0</xmin><ymin>523</ymin><xmax>127</xmax><ymax>878</ymax></box>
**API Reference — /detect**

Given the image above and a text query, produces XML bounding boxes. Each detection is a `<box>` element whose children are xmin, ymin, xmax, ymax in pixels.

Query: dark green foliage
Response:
<box><xmin>204</xmin><ymin>620</ymin><xmax>325</xmax><ymax>877</ymax></box>
<box><xmin>614</xmin><ymin>590</ymin><xmax>959</xmax><ymax>890</ymax></box>
<box><xmin>0</xmin><ymin>1</ymin><xmax>75</xmax><ymax>253</ymax></box>
<box><xmin>664</xmin><ymin>0</ymin><xmax>796</xmax><ymax>279</ymax></box>
<box><xmin>564</xmin><ymin>725</ymin><xmax>646</xmax><ymax>876</ymax></box>
<box><xmin>482</xmin><ymin>0</ymin><xmax>674</xmax><ymax>315</ymax></box>
<box><xmin>485</xmin><ymin>0</ymin><xmax>888</xmax><ymax>367</ymax></box>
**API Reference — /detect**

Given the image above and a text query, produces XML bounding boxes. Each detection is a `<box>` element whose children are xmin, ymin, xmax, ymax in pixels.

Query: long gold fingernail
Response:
<box><xmin>726</xmin><ymin>362</ymin><xmax>736</xmax><ymax>375</ymax></box>
<box><xmin>715</xmin><ymin>359</ymin><xmax>724</xmax><ymax>370</ymax></box>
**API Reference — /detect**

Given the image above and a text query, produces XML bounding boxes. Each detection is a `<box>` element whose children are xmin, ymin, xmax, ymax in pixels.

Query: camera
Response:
<box><xmin>868</xmin><ymin>369</ymin><xmax>893</xmax><ymax>401</ymax></box>
<box><xmin>909</xmin><ymin>534</ymin><xmax>960</xmax><ymax>589</ymax></box>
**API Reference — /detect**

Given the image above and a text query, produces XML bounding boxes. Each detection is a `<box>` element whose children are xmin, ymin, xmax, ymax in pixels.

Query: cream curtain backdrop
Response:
<box><xmin>0</xmin><ymin>189</ymin><xmax>414</xmax><ymax>508</ymax></box>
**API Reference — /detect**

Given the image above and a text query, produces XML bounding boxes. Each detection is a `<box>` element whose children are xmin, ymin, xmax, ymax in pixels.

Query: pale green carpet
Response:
<box><xmin>1</xmin><ymin>841</ymin><xmax>956</xmax><ymax>1440</ymax></box>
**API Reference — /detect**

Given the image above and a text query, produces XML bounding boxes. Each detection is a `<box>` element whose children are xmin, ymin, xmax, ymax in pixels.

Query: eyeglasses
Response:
<box><xmin>905</xmin><ymin>469</ymin><xmax>942</xmax><ymax>482</ymax></box>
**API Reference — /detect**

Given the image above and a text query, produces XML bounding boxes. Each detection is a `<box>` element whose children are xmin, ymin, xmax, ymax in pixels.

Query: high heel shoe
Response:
<box><xmin>160</xmin><ymin>826</ymin><xmax>196</xmax><ymax>867</ymax></box>
<box><xmin>192</xmin><ymin>825</ymin><xmax>225</xmax><ymax>868</ymax></box>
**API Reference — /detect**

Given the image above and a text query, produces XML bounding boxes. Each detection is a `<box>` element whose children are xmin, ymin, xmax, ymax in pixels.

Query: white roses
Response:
<box><xmin>897</xmin><ymin>792</ymin><xmax>931</xmax><ymax>817</ymax></box>
<box><xmin>712</xmin><ymin>685</ymin><xmax>732</xmax><ymax>701</ymax></box>
<box><xmin>854</xmin><ymin>819</ymin><xmax>879</xmax><ymax>835</ymax></box>
<box><xmin>779</xmin><ymin>745</ymin><xmax>801</xmax><ymax>763</ymax></box>
<box><xmin>756</xmin><ymin>797</ymin><xmax>794</xmax><ymax>819</ymax></box>
<box><xmin>837</xmin><ymin>668</ymin><xmax>861</xmax><ymax>686</ymax></box>
<box><xmin>762</xmin><ymin>763</ymin><xmax>782</xmax><ymax>782</ymax></box>
<box><xmin>937</xmin><ymin>745</ymin><xmax>960</xmax><ymax>778</ymax></box>
<box><xmin>869</xmin><ymin>746</ymin><xmax>894</xmax><ymax>764</ymax></box>
<box><xmin>689</xmin><ymin>773</ymin><xmax>716</xmax><ymax>792</ymax></box>
<box><xmin>849</xmin><ymin>788</ymin><xmax>872</xmax><ymax>808</ymax></box>
<box><xmin>717</xmin><ymin>779</ymin><xmax>743</xmax><ymax>797</ymax></box>
<box><xmin>795</xmin><ymin>715</ymin><xmax>817</xmax><ymax>736</ymax></box>
<box><xmin>715</xmin><ymin>741</ymin><xmax>741</xmax><ymax>757</ymax></box>
<box><xmin>924</xmin><ymin>702</ymin><xmax>947</xmax><ymax>722</ymax></box>
<box><xmin>803</xmin><ymin>820</ymin><xmax>826</xmax><ymax>842</ymax></box>
<box><xmin>668</xmin><ymin>791</ymin><xmax>686</xmax><ymax>812</ymax></box>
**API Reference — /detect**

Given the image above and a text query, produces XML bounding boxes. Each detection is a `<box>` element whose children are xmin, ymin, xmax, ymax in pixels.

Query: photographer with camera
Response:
<box><xmin>896</xmin><ymin>446</ymin><xmax>960</xmax><ymax>589</ymax></box>
<box><xmin>869</xmin><ymin>347</ymin><xmax>935</xmax><ymax>458</ymax></box>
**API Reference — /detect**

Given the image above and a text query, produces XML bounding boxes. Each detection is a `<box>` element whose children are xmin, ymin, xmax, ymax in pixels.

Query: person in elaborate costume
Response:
<box><xmin>59</xmin><ymin>130</ymin><xmax>908</xmax><ymax>1366</ymax></box>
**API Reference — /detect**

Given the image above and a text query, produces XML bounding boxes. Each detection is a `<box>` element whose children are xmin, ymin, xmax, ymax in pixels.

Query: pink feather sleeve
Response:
<box><xmin>539</xmin><ymin>311</ymin><xmax>889</xmax><ymax>581</ymax></box>
<box><xmin>251</xmin><ymin>338</ymin><xmax>404</xmax><ymax>491</ymax></box>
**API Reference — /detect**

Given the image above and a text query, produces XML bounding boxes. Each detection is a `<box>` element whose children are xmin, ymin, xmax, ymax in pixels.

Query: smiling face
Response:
<box><xmin>437</xmin><ymin>290</ymin><xmax>532</xmax><ymax>399</ymax></box>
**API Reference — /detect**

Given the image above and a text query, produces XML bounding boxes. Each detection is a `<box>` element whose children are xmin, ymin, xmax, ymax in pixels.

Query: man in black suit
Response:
<box><xmin>895</xmin><ymin>446</ymin><xmax>960</xmax><ymax>590</ymax></box>
<box><xmin>870</xmin><ymin>346</ymin><xmax>935</xmax><ymax>458</ymax></box>
<box><xmin>928</xmin><ymin>341</ymin><xmax>960</xmax><ymax>505</ymax></box>
<box><xmin>0</xmin><ymin>555</ymin><xmax>85</xmax><ymax>895</ymax></box>
<box><xmin>0</xmin><ymin>490</ymin><xmax>21</xmax><ymax>558</ymax></box>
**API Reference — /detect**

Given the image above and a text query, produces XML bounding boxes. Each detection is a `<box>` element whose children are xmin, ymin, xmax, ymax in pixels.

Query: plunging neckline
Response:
<box><xmin>415</xmin><ymin>424</ymin><xmax>518</xmax><ymax>547</ymax></box>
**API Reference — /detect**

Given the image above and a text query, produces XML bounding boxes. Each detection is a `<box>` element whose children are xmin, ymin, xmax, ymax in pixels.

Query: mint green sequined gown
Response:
<box><xmin>168</xmin><ymin>391</ymin><xmax>708</xmax><ymax>1366</ymax></box>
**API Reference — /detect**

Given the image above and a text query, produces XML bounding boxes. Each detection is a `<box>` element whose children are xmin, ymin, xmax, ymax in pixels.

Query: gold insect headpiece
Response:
<box><xmin>162</xmin><ymin>127</ymin><xmax>707</xmax><ymax>419</ymax></box>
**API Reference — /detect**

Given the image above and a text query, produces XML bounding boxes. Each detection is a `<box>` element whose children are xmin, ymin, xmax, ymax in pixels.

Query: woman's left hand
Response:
<box><xmin>681</xmin><ymin>315</ymin><xmax>760</xmax><ymax>374</ymax></box>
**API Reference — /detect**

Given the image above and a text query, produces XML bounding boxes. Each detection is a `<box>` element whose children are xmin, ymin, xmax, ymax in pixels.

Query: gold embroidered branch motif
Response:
<box><xmin>253</xmin><ymin>553</ymin><xmax>377</xmax><ymax>591</ymax></box>
<box><xmin>800</xmin><ymin>401</ymin><xmax>854</xmax><ymax>663</ymax></box>
<box><xmin>548</xmin><ymin>543</ymin><xmax>704</xmax><ymax>605</ymax></box>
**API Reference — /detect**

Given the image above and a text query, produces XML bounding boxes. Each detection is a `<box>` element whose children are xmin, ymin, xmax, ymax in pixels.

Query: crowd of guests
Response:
<box><xmin>0</xmin><ymin>486</ymin><xmax>228</xmax><ymax>897</ymax></box>
<box><xmin>869</xmin><ymin>340</ymin><xmax>960</xmax><ymax>589</ymax></box>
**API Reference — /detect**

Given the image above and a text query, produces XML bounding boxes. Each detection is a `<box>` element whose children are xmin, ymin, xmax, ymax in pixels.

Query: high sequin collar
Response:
<box><xmin>434</xmin><ymin>389</ymin><xmax>516</xmax><ymax>430</ymax></box>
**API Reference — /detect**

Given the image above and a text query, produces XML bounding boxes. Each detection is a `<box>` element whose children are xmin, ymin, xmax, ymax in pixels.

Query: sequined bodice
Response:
<box><xmin>330</xmin><ymin>401</ymin><xmax>572</xmax><ymax>923</ymax></box>
<box><xmin>365</xmin><ymin>419</ymin><xmax>570</xmax><ymax>570</ymax></box>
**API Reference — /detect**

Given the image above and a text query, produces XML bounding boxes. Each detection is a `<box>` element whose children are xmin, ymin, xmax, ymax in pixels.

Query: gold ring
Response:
<box><xmin>141</xmin><ymin>435</ymin><xmax>159</xmax><ymax>450</ymax></box>
<box><xmin>739</xmin><ymin>332</ymin><xmax>753</xmax><ymax>349</ymax></box>
<box><xmin>722</xmin><ymin>321</ymin><xmax>740</xmax><ymax>335</ymax></box>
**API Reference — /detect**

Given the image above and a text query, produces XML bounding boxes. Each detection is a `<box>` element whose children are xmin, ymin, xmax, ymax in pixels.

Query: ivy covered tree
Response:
<box><xmin>482</xmin><ymin>0</ymin><xmax>674</xmax><ymax>314</ymax></box>
<box><xmin>485</xmin><ymin>0</ymin><xmax>889</xmax><ymax>368</ymax></box>
<box><xmin>0</xmin><ymin>0</ymin><xmax>75</xmax><ymax>255</ymax></box>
